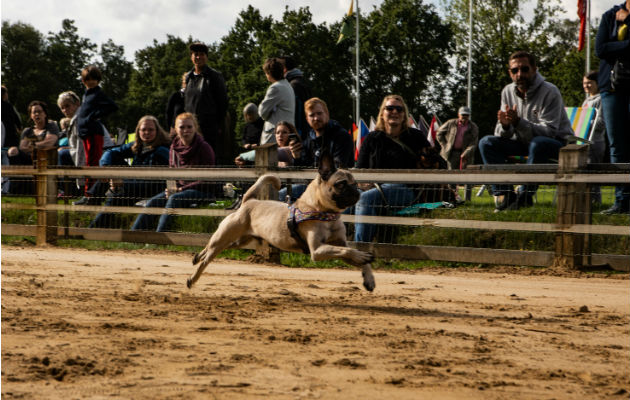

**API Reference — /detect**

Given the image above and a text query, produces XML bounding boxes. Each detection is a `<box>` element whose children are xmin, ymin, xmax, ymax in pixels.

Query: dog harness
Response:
<box><xmin>287</xmin><ymin>204</ymin><xmax>340</xmax><ymax>254</ymax></box>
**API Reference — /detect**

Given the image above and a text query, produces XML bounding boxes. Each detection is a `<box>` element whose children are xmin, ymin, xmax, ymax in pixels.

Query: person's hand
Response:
<box><xmin>460</xmin><ymin>154</ymin><xmax>468</xmax><ymax>170</ymax></box>
<box><xmin>234</xmin><ymin>156</ymin><xmax>246</xmax><ymax>167</ymax></box>
<box><xmin>505</xmin><ymin>105</ymin><xmax>520</xmax><ymax>126</ymax></box>
<box><xmin>358</xmin><ymin>182</ymin><xmax>375</xmax><ymax>191</ymax></box>
<box><xmin>7</xmin><ymin>146</ymin><xmax>19</xmax><ymax>157</ymax></box>
<box><xmin>289</xmin><ymin>140</ymin><xmax>302</xmax><ymax>159</ymax></box>
<box><xmin>616</xmin><ymin>7</ymin><xmax>629</xmax><ymax>21</ymax></box>
<box><xmin>497</xmin><ymin>106</ymin><xmax>510</xmax><ymax>127</ymax></box>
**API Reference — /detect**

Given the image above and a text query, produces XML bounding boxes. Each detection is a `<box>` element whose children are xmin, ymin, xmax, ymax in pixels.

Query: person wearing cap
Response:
<box><xmin>436</xmin><ymin>106</ymin><xmax>478</xmax><ymax>170</ymax></box>
<box><xmin>184</xmin><ymin>42</ymin><xmax>229</xmax><ymax>164</ymax></box>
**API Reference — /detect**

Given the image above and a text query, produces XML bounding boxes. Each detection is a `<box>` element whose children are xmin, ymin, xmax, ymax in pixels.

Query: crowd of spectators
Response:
<box><xmin>2</xmin><ymin>28</ymin><xmax>629</xmax><ymax>234</ymax></box>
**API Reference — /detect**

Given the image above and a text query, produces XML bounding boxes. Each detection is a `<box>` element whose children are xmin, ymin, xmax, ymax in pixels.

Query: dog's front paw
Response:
<box><xmin>362</xmin><ymin>264</ymin><xmax>375</xmax><ymax>292</ymax></box>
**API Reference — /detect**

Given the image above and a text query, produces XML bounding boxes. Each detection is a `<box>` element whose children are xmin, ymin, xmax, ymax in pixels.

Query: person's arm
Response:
<box><xmin>333</xmin><ymin>129</ymin><xmax>355</xmax><ymax>169</ymax></box>
<box><xmin>92</xmin><ymin>91</ymin><xmax>118</xmax><ymax>120</ymax></box>
<box><xmin>100</xmin><ymin>142</ymin><xmax>134</xmax><ymax>166</ymax></box>
<box><xmin>595</xmin><ymin>9</ymin><xmax>630</xmax><ymax>59</ymax></box>
<box><xmin>513</xmin><ymin>87</ymin><xmax>566</xmax><ymax>140</ymax></box>
<box><xmin>436</xmin><ymin>121</ymin><xmax>449</xmax><ymax>148</ymax></box>
<box><xmin>258</xmin><ymin>84</ymin><xmax>281</xmax><ymax>121</ymax></box>
<box><xmin>211</xmin><ymin>71</ymin><xmax>228</xmax><ymax>124</ymax></box>
<box><xmin>461</xmin><ymin>123</ymin><xmax>479</xmax><ymax>163</ymax></box>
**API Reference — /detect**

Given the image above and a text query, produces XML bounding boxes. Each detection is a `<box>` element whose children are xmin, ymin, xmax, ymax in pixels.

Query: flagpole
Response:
<box><xmin>355</xmin><ymin>0</ymin><xmax>360</xmax><ymax>131</ymax></box>
<box><xmin>467</xmin><ymin>0</ymin><xmax>472</xmax><ymax>109</ymax></box>
<box><xmin>586</xmin><ymin>0</ymin><xmax>591</xmax><ymax>73</ymax></box>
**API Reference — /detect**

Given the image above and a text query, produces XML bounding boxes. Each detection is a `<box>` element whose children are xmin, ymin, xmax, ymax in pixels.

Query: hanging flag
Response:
<box><xmin>369</xmin><ymin>117</ymin><xmax>376</xmax><ymax>132</ymax></box>
<box><xmin>354</xmin><ymin>119</ymin><xmax>369</xmax><ymax>160</ymax></box>
<box><xmin>337</xmin><ymin>0</ymin><xmax>355</xmax><ymax>44</ymax></box>
<box><xmin>577</xmin><ymin>0</ymin><xmax>587</xmax><ymax>51</ymax></box>
<box><xmin>427</xmin><ymin>115</ymin><xmax>438</xmax><ymax>147</ymax></box>
<box><xmin>418</xmin><ymin>115</ymin><xmax>429</xmax><ymax>135</ymax></box>
<box><xmin>408</xmin><ymin>115</ymin><xmax>418</xmax><ymax>129</ymax></box>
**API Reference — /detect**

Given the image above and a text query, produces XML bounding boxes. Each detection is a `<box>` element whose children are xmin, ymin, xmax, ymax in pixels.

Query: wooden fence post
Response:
<box><xmin>552</xmin><ymin>144</ymin><xmax>589</xmax><ymax>269</ymax></box>
<box><xmin>253</xmin><ymin>143</ymin><xmax>280</xmax><ymax>263</ymax></box>
<box><xmin>35</xmin><ymin>149</ymin><xmax>58</xmax><ymax>245</ymax></box>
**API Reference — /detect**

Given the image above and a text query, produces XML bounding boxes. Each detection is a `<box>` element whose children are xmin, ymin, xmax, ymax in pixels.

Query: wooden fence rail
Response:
<box><xmin>2</xmin><ymin>145</ymin><xmax>629</xmax><ymax>271</ymax></box>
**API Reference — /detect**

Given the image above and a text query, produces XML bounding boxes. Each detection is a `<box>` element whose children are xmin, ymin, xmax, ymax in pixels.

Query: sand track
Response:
<box><xmin>1</xmin><ymin>246</ymin><xmax>629</xmax><ymax>399</ymax></box>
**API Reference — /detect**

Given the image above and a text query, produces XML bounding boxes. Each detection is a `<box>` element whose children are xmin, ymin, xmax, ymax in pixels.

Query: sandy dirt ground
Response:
<box><xmin>1</xmin><ymin>246</ymin><xmax>629</xmax><ymax>400</ymax></box>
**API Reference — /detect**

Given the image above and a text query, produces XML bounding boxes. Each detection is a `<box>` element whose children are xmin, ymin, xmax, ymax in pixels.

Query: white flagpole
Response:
<box><xmin>467</xmin><ymin>0</ymin><xmax>473</xmax><ymax>109</ymax></box>
<box><xmin>355</xmin><ymin>0</ymin><xmax>360</xmax><ymax>130</ymax></box>
<box><xmin>586</xmin><ymin>0</ymin><xmax>591</xmax><ymax>73</ymax></box>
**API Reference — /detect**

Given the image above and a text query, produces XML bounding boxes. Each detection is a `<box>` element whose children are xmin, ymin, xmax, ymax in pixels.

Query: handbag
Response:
<box><xmin>611</xmin><ymin>59</ymin><xmax>630</xmax><ymax>93</ymax></box>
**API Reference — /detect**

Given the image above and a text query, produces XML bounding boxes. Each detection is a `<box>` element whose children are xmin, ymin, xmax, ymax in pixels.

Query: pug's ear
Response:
<box><xmin>318</xmin><ymin>151</ymin><xmax>337</xmax><ymax>181</ymax></box>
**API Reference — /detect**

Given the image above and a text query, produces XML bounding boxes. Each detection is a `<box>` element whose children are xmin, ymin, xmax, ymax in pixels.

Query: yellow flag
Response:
<box><xmin>337</xmin><ymin>0</ymin><xmax>355</xmax><ymax>44</ymax></box>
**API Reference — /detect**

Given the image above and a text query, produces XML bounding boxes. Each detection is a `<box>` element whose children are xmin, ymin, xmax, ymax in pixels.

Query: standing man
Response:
<box><xmin>595</xmin><ymin>0</ymin><xmax>630</xmax><ymax>214</ymax></box>
<box><xmin>279</xmin><ymin>56</ymin><xmax>312</xmax><ymax>139</ymax></box>
<box><xmin>436</xmin><ymin>106</ymin><xmax>478</xmax><ymax>170</ymax></box>
<box><xmin>478</xmin><ymin>50</ymin><xmax>573</xmax><ymax>212</ymax></box>
<box><xmin>184</xmin><ymin>42</ymin><xmax>229</xmax><ymax>164</ymax></box>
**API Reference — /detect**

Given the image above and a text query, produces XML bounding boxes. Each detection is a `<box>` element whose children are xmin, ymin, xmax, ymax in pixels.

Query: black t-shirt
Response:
<box><xmin>356</xmin><ymin>128</ymin><xmax>430</xmax><ymax>169</ymax></box>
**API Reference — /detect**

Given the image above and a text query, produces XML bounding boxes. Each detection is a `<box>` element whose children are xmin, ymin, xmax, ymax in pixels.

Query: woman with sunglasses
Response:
<box><xmin>354</xmin><ymin>94</ymin><xmax>433</xmax><ymax>243</ymax></box>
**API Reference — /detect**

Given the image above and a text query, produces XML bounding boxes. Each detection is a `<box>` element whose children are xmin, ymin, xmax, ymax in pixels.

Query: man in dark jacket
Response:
<box><xmin>595</xmin><ymin>1</ymin><xmax>630</xmax><ymax>214</ymax></box>
<box><xmin>184</xmin><ymin>42</ymin><xmax>229</xmax><ymax>164</ymax></box>
<box><xmin>280</xmin><ymin>56</ymin><xmax>312</xmax><ymax>140</ymax></box>
<box><xmin>279</xmin><ymin>97</ymin><xmax>354</xmax><ymax>201</ymax></box>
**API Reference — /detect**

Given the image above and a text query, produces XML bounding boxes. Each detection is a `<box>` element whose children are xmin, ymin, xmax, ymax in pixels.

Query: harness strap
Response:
<box><xmin>286</xmin><ymin>205</ymin><xmax>340</xmax><ymax>254</ymax></box>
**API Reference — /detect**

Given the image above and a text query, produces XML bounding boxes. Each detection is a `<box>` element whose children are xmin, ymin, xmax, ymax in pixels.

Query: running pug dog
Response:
<box><xmin>187</xmin><ymin>152</ymin><xmax>376</xmax><ymax>291</ymax></box>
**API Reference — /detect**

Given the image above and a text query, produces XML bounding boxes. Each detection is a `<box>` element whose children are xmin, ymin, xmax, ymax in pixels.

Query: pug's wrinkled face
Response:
<box><xmin>326</xmin><ymin>170</ymin><xmax>360</xmax><ymax>210</ymax></box>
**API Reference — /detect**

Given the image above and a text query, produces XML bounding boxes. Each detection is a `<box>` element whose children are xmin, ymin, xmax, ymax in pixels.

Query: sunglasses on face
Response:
<box><xmin>385</xmin><ymin>105</ymin><xmax>404</xmax><ymax>113</ymax></box>
<box><xmin>510</xmin><ymin>66</ymin><xmax>530</xmax><ymax>74</ymax></box>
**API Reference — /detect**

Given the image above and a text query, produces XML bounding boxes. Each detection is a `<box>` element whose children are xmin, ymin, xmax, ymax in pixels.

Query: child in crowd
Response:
<box><xmin>76</xmin><ymin>65</ymin><xmax>118</xmax><ymax>197</ymax></box>
<box><xmin>241</xmin><ymin>103</ymin><xmax>263</xmax><ymax>150</ymax></box>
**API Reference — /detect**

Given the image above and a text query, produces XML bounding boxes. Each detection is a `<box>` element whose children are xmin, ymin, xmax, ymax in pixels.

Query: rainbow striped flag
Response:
<box><xmin>565</xmin><ymin>107</ymin><xmax>596</xmax><ymax>143</ymax></box>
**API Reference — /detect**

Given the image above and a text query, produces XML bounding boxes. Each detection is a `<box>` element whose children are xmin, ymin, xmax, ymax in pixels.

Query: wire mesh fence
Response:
<box><xmin>2</xmin><ymin>146</ymin><xmax>629</xmax><ymax>270</ymax></box>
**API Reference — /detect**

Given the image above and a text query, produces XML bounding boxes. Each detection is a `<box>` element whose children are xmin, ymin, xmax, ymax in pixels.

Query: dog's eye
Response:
<box><xmin>334</xmin><ymin>181</ymin><xmax>346</xmax><ymax>190</ymax></box>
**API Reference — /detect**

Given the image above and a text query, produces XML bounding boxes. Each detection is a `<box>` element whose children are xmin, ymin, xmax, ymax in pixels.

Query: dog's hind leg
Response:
<box><xmin>187</xmin><ymin>214</ymin><xmax>249</xmax><ymax>288</ymax></box>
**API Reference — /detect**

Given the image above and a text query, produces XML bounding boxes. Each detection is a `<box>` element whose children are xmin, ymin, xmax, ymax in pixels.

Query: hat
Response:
<box><xmin>458</xmin><ymin>106</ymin><xmax>471</xmax><ymax>115</ymax></box>
<box><xmin>189</xmin><ymin>42</ymin><xmax>209</xmax><ymax>53</ymax></box>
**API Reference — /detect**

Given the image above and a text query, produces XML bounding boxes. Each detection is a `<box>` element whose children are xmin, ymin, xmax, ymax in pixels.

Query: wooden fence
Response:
<box><xmin>2</xmin><ymin>144</ymin><xmax>629</xmax><ymax>271</ymax></box>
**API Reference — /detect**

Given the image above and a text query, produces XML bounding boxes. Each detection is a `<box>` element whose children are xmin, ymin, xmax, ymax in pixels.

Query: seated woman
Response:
<box><xmin>89</xmin><ymin>115</ymin><xmax>171</xmax><ymax>228</ymax></box>
<box><xmin>354</xmin><ymin>94</ymin><xmax>432</xmax><ymax>243</ymax></box>
<box><xmin>234</xmin><ymin>120</ymin><xmax>297</xmax><ymax>167</ymax></box>
<box><xmin>8</xmin><ymin>100</ymin><xmax>59</xmax><ymax>165</ymax></box>
<box><xmin>131</xmin><ymin>112</ymin><xmax>216</xmax><ymax>232</ymax></box>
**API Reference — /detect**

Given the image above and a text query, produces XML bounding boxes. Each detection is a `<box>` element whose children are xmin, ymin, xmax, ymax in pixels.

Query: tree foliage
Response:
<box><xmin>444</xmin><ymin>0</ymin><xmax>595</xmax><ymax>140</ymax></box>
<box><xmin>2</xmin><ymin>1</ymin><xmax>593</xmax><ymax>163</ymax></box>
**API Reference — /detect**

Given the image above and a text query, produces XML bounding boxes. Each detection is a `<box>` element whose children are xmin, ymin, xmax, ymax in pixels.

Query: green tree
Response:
<box><xmin>98</xmin><ymin>39</ymin><xmax>133</xmax><ymax>132</ymax></box>
<box><xmin>44</xmin><ymin>19</ymin><xmax>97</xmax><ymax>116</ymax></box>
<box><xmin>126</xmin><ymin>35</ymin><xmax>191</xmax><ymax>129</ymax></box>
<box><xmin>444</xmin><ymin>0</ymin><xmax>594</xmax><ymax>141</ymax></box>
<box><xmin>359</xmin><ymin>0</ymin><xmax>454</xmax><ymax>120</ymax></box>
<box><xmin>1</xmin><ymin>20</ymin><xmax>48</xmax><ymax>118</ymax></box>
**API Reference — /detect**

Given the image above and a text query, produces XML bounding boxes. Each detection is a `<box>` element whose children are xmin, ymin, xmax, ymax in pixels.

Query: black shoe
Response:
<box><xmin>601</xmin><ymin>204</ymin><xmax>630</xmax><ymax>215</ymax></box>
<box><xmin>73</xmin><ymin>196</ymin><xmax>100</xmax><ymax>206</ymax></box>
<box><xmin>507</xmin><ymin>192</ymin><xmax>534</xmax><ymax>211</ymax></box>
<box><xmin>494</xmin><ymin>191</ymin><xmax>517</xmax><ymax>212</ymax></box>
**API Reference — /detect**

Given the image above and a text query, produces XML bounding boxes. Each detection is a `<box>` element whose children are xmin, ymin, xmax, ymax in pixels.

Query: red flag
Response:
<box><xmin>427</xmin><ymin>115</ymin><xmax>438</xmax><ymax>147</ymax></box>
<box><xmin>578</xmin><ymin>0</ymin><xmax>587</xmax><ymax>51</ymax></box>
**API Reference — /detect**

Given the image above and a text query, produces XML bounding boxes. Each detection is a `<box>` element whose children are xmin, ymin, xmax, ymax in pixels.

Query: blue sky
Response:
<box><xmin>1</xmin><ymin>0</ymin><xmax>610</xmax><ymax>61</ymax></box>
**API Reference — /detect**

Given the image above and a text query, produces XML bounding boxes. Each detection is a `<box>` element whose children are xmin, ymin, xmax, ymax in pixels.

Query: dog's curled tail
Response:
<box><xmin>242</xmin><ymin>174</ymin><xmax>282</xmax><ymax>203</ymax></box>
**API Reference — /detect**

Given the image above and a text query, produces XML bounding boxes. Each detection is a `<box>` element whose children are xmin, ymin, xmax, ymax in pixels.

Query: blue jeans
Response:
<box><xmin>354</xmin><ymin>184</ymin><xmax>416</xmax><ymax>243</ymax></box>
<box><xmin>278</xmin><ymin>184</ymin><xmax>307</xmax><ymax>203</ymax></box>
<box><xmin>478</xmin><ymin>135</ymin><xmax>564</xmax><ymax>196</ymax></box>
<box><xmin>131</xmin><ymin>189</ymin><xmax>209</xmax><ymax>232</ymax></box>
<box><xmin>600</xmin><ymin>90</ymin><xmax>630</xmax><ymax>207</ymax></box>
